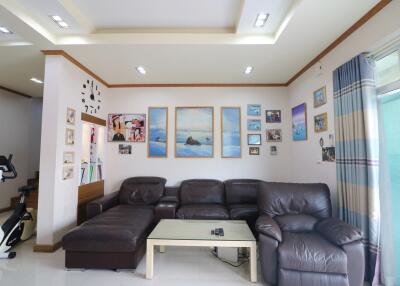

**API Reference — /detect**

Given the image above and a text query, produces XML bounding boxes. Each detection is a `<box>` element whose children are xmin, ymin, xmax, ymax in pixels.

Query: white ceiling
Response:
<box><xmin>0</xmin><ymin>0</ymin><xmax>382</xmax><ymax>97</ymax></box>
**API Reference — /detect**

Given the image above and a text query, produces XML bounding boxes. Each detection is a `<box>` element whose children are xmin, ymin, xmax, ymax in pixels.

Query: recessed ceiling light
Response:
<box><xmin>30</xmin><ymin>78</ymin><xmax>43</xmax><ymax>84</ymax></box>
<box><xmin>49</xmin><ymin>15</ymin><xmax>69</xmax><ymax>28</ymax></box>
<box><xmin>244</xmin><ymin>66</ymin><xmax>253</xmax><ymax>75</ymax></box>
<box><xmin>255</xmin><ymin>13</ymin><xmax>269</xmax><ymax>28</ymax></box>
<box><xmin>136</xmin><ymin>66</ymin><xmax>146</xmax><ymax>75</ymax></box>
<box><xmin>0</xmin><ymin>27</ymin><xmax>13</xmax><ymax>34</ymax></box>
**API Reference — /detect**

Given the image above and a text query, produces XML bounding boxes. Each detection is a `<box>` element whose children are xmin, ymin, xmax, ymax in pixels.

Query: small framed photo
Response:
<box><xmin>247</xmin><ymin>119</ymin><xmax>261</xmax><ymax>131</ymax></box>
<box><xmin>270</xmin><ymin>146</ymin><xmax>278</xmax><ymax>156</ymax></box>
<box><xmin>313</xmin><ymin>87</ymin><xmax>327</xmax><ymax>108</ymax></box>
<box><xmin>249</xmin><ymin>147</ymin><xmax>259</xmax><ymax>155</ymax></box>
<box><xmin>314</xmin><ymin>112</ymin><xmax>328</xmax><ymax>133</ymax></box>
<box><xmin>66</xmin><ymin>107</ymin><xmax>76</xmax><ymax>125</ymax></box>
<box><xmin>266</xmin><ymin>129</ymin><xmax>282</xmax><ymax>142</ymax></box>
<box><xmin>322</xmin><ymin>147</ymin><xmax>335</xmax><ymax>162</ymax></box>
<box><xmin>62</xmin><ymin>166</ymin><xmax>74</xmax><ymax>180</ymax></box>
<box><xmin>247</xmin><ymin>104</ymin><xmax>261</xmax><ymax>116</ymax></box>
<box><xmin>266</xmin><ymin>110</ymin><xmax>281</xmax><ymax>123</ymax></box>
<box><xmin>65</xmin><ymin>128</ymin><xmax>75</xmax><ymax>145</ymax></box>
<box><xmin>248</xmin><ymin>134</ymin><xmax>261</xmax><ymax>145</ymax></box>
<box><xmin>119</xmin><ymin>144</ymin><xmax>132</xmax><ymax>154</ymax></box>
<box><xmin>63</xmin><ymin>152</ymin><xmax>74</xmax><ymax>164</ymax></box>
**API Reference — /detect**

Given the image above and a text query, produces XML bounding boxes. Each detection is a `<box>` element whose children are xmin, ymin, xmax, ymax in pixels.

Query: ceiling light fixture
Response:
<box><xmin>0</xmin><ymin>27</ymin><xmax>13</xmax><ymax>34</ymax></box>
<box><xmin>136</xmin><ymin>66</ymin><xmax>146</xmax><ymax>75</ymax></box>
<box><xmin>254</xmin><ymin>13</ymin><xmax>269</xmax><ymax>28</ymax></box>
<box><xmin>244</xmin><ymin>66</ymin><xmax>253</xmax><ymax>75</ymax></box>
<box><xmin>30</xmin><ymin>78</ymin><xmax>43</xmax><ymax>84</ymax></box>
<box><xmin>50</xmin><ymin>15</ymin><xmax>69</xmax><ymax>28</ymax></box>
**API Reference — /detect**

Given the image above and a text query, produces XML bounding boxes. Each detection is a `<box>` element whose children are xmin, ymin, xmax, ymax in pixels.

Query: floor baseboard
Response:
<box><xmin>33</xmin><ymin>241</ymin><xmax>62</xmax><ymax>253</ymax></box>
<box><xmin>0</xmin><ymin>206</ymin><xmax>12</xmax><ymax>213</ymax></box>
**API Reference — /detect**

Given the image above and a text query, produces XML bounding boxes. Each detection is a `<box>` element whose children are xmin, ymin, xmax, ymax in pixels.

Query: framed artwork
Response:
<box><xmin>63</xmin><ymin>152</ymin><xmax>74</xmax><ymax>164</ymax></box>
<box><xmin>265</xmin><ymin>110</ymin><xmax>281</xmax><ymax>123</ymax></box>
<box><xmin>313</xmin><ymin>86</ymin><xmax>327</xmax><ymax>108</ymax></box>
<box><xmin>62</xmin><ymin>166</ymin><xmax>74</xmax><ymax>180</ymax></box>
<box><xmin>247</xmin><ymin>104</ymin><xmax>261</xmax><ymax>116</ymax></box>
<box><xmin>108</xmin><ymin>114</ymin><xmax>146</xmax><ymax>142</ymax></box>
<box><xmin>314</xmin><ymin>112</ymin><xmax>328</xmax><ymax>133</ymax></box>
<box><xmin>247</xmin><ymin>119</ymin><xmax>261</xmax><ymax>131</ymax></box>
<box><xmin>249</xmin><ymin>147</ymin><xmax>260</xmax><ymax>155</ymax></box>
<box><xmin>148</xmin><ymin>107</ymin><xmax>168</xmax><ymax>157</ymax></box>
<box><xmin>266</xmin><ymin>129</ymin><xmax>282</xmax><ymax>142</ymax></box>
<box><xmin>119</xmin><ymin>144</ymin><xmax>132</xmax><ymax>154</ymax></box>
<box><xmin>247</xmin><ymin>134</ymin><xmax>261</xmax><ymax>145</ymax></box>
<box><xmin>322</xmin><ymin>147</ymin><xmax>335</xmax><ymax>162</ymax></box>
<box><xmin>65</xmin><ymin>128</ymin><xmax>75</xmax><ymax>145</ymax></box>
<box><xmin>292</xmin><ymin>103</ymin><xmax>307</xmax><ymax>141</ymax></box>
<box><xmin>270</xmin><ymin>146</ymin><xmax>278</xmax><ymax>155</ymax></box>
<box><xmin>66</xmin><ymin>107</ymin><xmax>76</xmax><ymax>125</ymax></box>
<box><xmin>221</xmin><ymin>107</ymin><xmax>241</xmax><ymax>158</ymax></box>
<box><xmin>175</xmin><ymin>107</ymin><xmax>214</xmax><ymax>158</ymax></box>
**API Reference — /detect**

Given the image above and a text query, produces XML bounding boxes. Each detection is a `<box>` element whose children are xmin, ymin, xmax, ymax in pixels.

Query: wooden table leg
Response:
<box><xmin>250</xmin><ymin>242</ymin><xmax>257</xmax><ymax>282</ymax></box>
<box><xmin>146</xmin><ymin>240</ymin><xmax>154</xmax><ymax>279</ymax></box>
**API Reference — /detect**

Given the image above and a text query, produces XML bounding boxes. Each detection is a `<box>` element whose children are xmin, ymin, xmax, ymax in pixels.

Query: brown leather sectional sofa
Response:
<box><xmin>62</xmin><ymin>177</ymin><xmax>364</xmax><ymax>286</ymax></box>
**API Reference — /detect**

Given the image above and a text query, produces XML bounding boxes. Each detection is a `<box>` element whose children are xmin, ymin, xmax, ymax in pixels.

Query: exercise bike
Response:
<box><xmin>0</xmin><ymin>155</ymin><xmax>35</xmax><ymax>259</ymax></box>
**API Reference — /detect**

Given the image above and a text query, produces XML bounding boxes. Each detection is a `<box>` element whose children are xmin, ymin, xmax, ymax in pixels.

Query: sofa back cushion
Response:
<box><xmin>180</xmin><ymin>179</ymin><xmax>225</xmax><ymax>205</ymax></box>
<box><xmin>258</xmin><ymin>182</ymin><xmax>332</xmax><ymax>219</ymax></box>
<box><xmin>224</xmin><ymin>179</ymin><xmax>261</xmax><ymax>205</ymax></box>
<box><xmin>119</xmin><ymin>177</ymin><xmax>166</xmax><ymax>205</ymax></box>
<box><xmin>275</xmin><ymin>214</ymin><xmax>318</xmax><ymax>232</ymax></box>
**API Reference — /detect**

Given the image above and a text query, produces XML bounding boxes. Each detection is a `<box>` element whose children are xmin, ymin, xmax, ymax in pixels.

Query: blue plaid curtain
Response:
<box><xmin>333</xmin><ymin>53</ymin><xmax>380</xmax><ymax>283</ymax></box>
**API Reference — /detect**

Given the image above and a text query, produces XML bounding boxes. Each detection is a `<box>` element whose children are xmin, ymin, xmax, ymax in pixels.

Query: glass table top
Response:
<box><xmin>148</xmin><ymin>219</ymin><xmax>255</xmax><ymax>241</ymax></box>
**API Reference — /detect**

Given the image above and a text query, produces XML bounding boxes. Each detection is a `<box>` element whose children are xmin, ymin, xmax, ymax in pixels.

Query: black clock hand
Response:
<box><xmin>90</xmin><ymin>81</ymin><xmax>94</xmax><ymax>101</ymax></box>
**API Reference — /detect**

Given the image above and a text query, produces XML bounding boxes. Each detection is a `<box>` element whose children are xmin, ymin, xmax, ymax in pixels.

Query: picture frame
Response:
<box><xmin>313</xmin><ymin>86</ymin><xmax>327</xmax><ymax>108</ymax></box>
<box><xmin>266</xmin><ymin>129</ymin><xmax>282</xmax><ymax>142</ymax></box>
<box><xmin>119</xmin><ymin>144</ymin><xmax>132</xmax><ymax>154</ymax></box>
<box><xmin>66</xmin><ymin>107</ymin><xmax>76</xmax><ymax>125</ymax></box>
<box><xmin>65</xmin><ymin>128</ymin><xmax>75</xmax><ymax>145</ymax></box>
<box><xmin>247</xmin><ymin>104</ymin><xmax>261</xmax><ymax>116</ymax></box>
<box><xmin>63</xmin><ymin>151</ymin><xmax>74</xmax><ymax>164</ymax></box>
<box><xmin>221</xmin><ymin>107</ymin><xmax>241</xmax><ymax>158</ymax></box>
<box><xmin>247</xmin><ymin>134</ymin><xmax>261</xmax><ymax>145</ymax></box>
<box><xmin>175</xmin><ymin>107</ymin><xmax>214</xmax><ymax>158</ymax></box>
<box><xmin>322</xmin><ymin>147</ymin><xmax>335</xmax><ymax>162</ymax></box>
<box><xmin>265</xmin><ymin>110</ymin><xmax>281</xmax><ymax>123</ymax></box>
<box><xmin>314</xmin><ymin>112</ymin><xmax>328</xmax><ymax>133</ymax></box>
<box><xmin>292</xmin><ymin>103</ymin><xmax>307</xmax><ymax>141</ymax></box>
<box><xmin>270</xmin><ymin>146</ymin><xmax>278</xmax><ymax>156</ymax></box>
<box><xmin>108</xmin><ymin>114</ymin><xmax>146</xmax><ymax>142</ymax></box>
<box><xmin>62</xmin><ymin>166</ymin><xmax>74</xmax><ymax>180</ymax></box>
<box><xmin>148</xmin><ymin>107</ymin><xmax>168</xmax><ymax>158</ymax></box>
<box><xmin>249</xmin><ymin>147</ymin><xmax>260</xmax><ymax>155</ymax></box>
<box><xmin>247</xmin><ymin>119</ymin><xmax>261</xmax><ymax>131</ymax></box>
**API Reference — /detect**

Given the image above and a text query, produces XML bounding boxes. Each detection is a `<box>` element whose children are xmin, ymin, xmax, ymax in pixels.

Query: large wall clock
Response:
<box><xmin>81</xmin><ymin>79</ymin><xmax>101</xmax><ymax>114</ymax></box>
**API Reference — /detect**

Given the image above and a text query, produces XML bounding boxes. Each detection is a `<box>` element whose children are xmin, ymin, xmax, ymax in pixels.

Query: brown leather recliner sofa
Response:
<box><xmin>256</xmin><ymin>182</ymin><xmax>364</xmax><ymax>286</ymax></box>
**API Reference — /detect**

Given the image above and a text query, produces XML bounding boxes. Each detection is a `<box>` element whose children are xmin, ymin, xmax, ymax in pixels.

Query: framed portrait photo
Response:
<box><xmin>265</xmin><ymin>110</ymin><xmax>281</xmax><ymax>123</ymax></box>
<box><xmin>66</xmin><ymin>107</ymin><xmax>76</xmax><ymax>125</ymax></box>
<box><xmin>313</xmin><ymin>86</ymin><xmax>327</xmax><ymax>108</ymax></box>
<box><xmin>266</xmin><ymin>129</ymin><xmax>282</xmax><ymax>142</ymax></box>
<box><xmin>247</xmin><ymin>134</ymin><xmax>261</xmax><ymax>145</ymax></box>
<box><xmin>314</xmin><ymin>112</ymin><xmax>328</xmax><ymax>133</ymax></box>
<box><xmin>65</xmin><ymin>128</ymin><xmax>75</xmax><ymax>145</ymax></box>
<box><xmin>108</xmin><ymin>114</ymin><xmax>146</xmax><ymax>142</ymax></box>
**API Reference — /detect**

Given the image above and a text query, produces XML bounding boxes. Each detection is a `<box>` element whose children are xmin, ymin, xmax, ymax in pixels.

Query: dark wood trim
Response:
<box><xmin>33</xmin><ymin>241</ymin><xmax>62</xmax><ymax>253</ymax></box>
<box><xmin>78</xmin><ymin>180</ymin><xmax>104</xmax><ymax>205</ymax></box>
<box><xmin>108</xmin><ymin>83</ymin><xmax>287</xmax><ymax>88</ymax></box>
<box><xmin>81</xmin><ymin>112</ymin><xmax>106</xmax><ymax>126</ymax></box>
<box><xmin>41</xmin><ymin>50</ymin><xmax>109</xmax><ymax>87</ymax></box>
<box><xmin>286</xmin><ymin>0</ymin><xmax>392</xmax><ymax>85</ymax></box>
<box><xmin>0</xmin><ymin>85</ymin><xmax>32</xmax><ymax>98</ymax></box>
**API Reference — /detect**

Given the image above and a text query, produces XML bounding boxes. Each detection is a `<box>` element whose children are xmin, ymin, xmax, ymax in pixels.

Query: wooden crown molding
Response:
<box><xmin>42</xmin><ymin>0</ymin><xmax>392</xmax><ymax>89</ymax></box>
<box><xmin>0</xmin><ymin>85</ymin><xmax>32</xmax><ymax>98</ymax></box>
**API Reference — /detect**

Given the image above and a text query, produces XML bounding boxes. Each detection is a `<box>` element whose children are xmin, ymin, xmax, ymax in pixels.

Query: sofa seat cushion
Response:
<box><xmin>279</xmin><ymin>232</ymin><xmax>347</xmax><ymax>275</ymax></box>
<box><xmin>63</xmin><ymin>206</ymin><xmax>154</xmax><ymax>253</ymax></box>
<box><xmin>229</xmin><ymin>204</ymin><xmax>258</xmax><ymax>220</ymax></box>
<box><xmin>176</xmin><ymin>204</ymin><xmax>229</xmax><ymax>219</ymax></box>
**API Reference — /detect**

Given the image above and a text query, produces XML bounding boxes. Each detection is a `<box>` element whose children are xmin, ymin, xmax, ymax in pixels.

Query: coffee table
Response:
<box><xmin>146</xmin><ymin>219</ymin><xmax>257</xmax><ymax>282</ymax></box>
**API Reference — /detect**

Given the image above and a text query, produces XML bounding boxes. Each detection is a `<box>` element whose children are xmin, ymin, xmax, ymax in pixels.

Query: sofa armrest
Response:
<box><xmin>316</xmin><ymin>217</ymin><xmax>362</xmax><ymax>246</ymax></box>
<box><xmin>86</xmin><ymin>191</ymin><xmax>119</xmax><ymax>220</ymax></box>
<box><xmin>255</xmin><ymin>215</ymin><xmax>282</xmax><ymax>242</ymax></box>
<box><xmin>159</xmin><ymin>195</ymin><xmax>179</xmax><ymax>204</ymax></box>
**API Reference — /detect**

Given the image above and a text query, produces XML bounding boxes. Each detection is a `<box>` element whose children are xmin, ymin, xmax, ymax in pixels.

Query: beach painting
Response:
<box><xmin>148</xmin><ymin>107</ymin><xmax>168</xmax><ymax>157</ymax></box>
<box><xmin>221</xmin><ymin>107</ymin><xmax>241</xmax><ymax>158</ymax></box>
<box><xmin>292</xmin><ymin>103</ymin><xmax>307</xmax><ymax>141</ymax></box>
<box><xmin>175</xmin><ymin>107</ymin><xmax>214</xmax><ymax>157</ymax></box>
<box><xmin>247</xmin><ymin>104</ymin><xmax>261</xmax><ymax>116</ymax></box>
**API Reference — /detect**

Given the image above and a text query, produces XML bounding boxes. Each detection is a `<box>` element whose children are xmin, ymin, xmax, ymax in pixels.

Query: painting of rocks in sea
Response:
<box><xmin>148</xmin><ymin>107</ymin><xmax>168</xmax><ymax>157</ymax></box>
<box><xmin>175</xmin><ymin>107</ymin><xmax>214</xmax><ymax>157</ymax></box>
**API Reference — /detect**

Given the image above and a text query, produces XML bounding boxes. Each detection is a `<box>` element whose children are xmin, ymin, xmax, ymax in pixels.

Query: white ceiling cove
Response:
<box><xmin>0</xmin><ymin>0</ymin><xmax>383</xmax><ymax>97</ymax></box>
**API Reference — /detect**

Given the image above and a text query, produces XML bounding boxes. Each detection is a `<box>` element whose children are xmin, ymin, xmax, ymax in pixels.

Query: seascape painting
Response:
<box><xmin>292</xmin><ymin>103</ymin><xmax>307</xmax><ymax>141</ymax></box>
<box><xmin>175</xmin><ymin>107</ymin><xmax>214</xmax><ymax>157</ymax></box>
<box><xmin>247</xmin><ymin>104</ymin><xmax>261</xmax><ymax>116</ymax></box>
<box><xmin>221</xmin><ymin>107</ymin><xmax>241</xmax><ymax>158</ymax></box>
<box><xmin>148</xmin><ymin>107</ymin><xmax>168</xmax><ymax>157</ymax></box>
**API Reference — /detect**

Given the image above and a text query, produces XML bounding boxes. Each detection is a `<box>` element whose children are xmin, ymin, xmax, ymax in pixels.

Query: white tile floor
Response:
<box><xmin>0</xmin><ymin>212</ymin><xmax>266</xmax><ymax>286</ymax></box>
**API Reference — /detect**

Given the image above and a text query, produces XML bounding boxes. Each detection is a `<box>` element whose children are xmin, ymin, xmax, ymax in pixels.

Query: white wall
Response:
<box><xmin>0</xmin><ymin>89</ymin><xmax>42</xmax><ymax>210</ymax></box>
<box><xmin>287</xmin><ymin>0</ymin><xmax>400</xmax><ymax>213</ymax></box>
<box><xmin>105</xmin><ymin>87</ymin><xmax>291</xmax><ymax>192</ymax></box>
